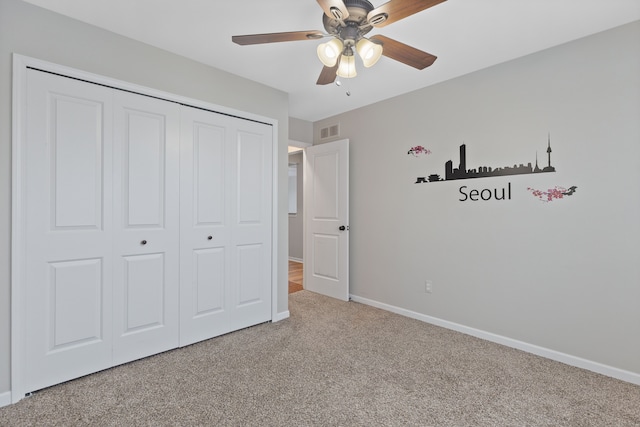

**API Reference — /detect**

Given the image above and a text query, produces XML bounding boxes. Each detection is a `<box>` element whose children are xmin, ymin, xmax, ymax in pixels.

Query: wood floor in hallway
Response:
<box><xmin>288</xmin><ymin>260</ymin><xmax>303</xmax><ymax>294</ymax></box>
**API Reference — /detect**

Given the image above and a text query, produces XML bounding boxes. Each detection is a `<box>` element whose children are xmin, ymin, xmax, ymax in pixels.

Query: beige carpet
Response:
<box><xmin>1</xmin><ymin>290</ymin><xmax>639</xmax><ymax>426</ymax></box>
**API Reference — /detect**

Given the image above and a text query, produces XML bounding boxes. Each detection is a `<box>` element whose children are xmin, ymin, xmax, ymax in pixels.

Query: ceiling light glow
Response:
<box><xmin>336</xmin><ymin>53</ymin><xmax>357</xmax><ymax>78</ymax></box>
<box><xmin>356</xmin><ymin>38</ymin><xmax>383</xmax><ymax>68</ymax></box>
<box><xmin>317</xmin><ymin>38</ymin><xmax>344</xmax><ymax>67</ymax></box>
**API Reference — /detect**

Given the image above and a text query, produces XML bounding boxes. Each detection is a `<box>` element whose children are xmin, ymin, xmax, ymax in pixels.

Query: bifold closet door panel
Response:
<box><xmin>24</xmin><ymin>69</ymin><xmax>115</xmax><ymax>392</ymax></box>
<box><xmin>228</xmin><ymin>119</ymin><xmax>273</xmax><ymax>332</ymax></box>
<box><xmin>179</xmin><ymin>107</ymin><xmax>233</xmax><ymax>346</ymax></box>
<box><xmin>112</xmin><ymin>91</ymin><xmax>181</xmax><ymax>365</ymax></box>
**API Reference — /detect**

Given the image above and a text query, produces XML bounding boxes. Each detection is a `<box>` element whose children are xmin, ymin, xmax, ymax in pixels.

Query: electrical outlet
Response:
<box><xmin>425</xmin><ymin>280</ymin><xmax>433</xmax><ymax>293</ymax></box>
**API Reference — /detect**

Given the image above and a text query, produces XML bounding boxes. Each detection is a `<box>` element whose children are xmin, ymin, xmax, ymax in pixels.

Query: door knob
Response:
<box><xmin>339</xmin><ymin>226</ymin><xmax>346</xmax><ymax>231</ymax></box>
<box><xmin>140</xmin><ymin>240</ymin><xmax>147</xmax><ymax>245</ymax></box>
<box><xmin>207</xmin><ymin>235</ymin><xmax>213</xmax><ymax>240</ymax></box>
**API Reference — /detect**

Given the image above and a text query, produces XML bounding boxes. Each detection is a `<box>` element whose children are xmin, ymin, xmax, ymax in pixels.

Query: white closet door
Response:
<box><xmin>24</xmin><ymin>70</ymin><xmax>115</xmax><ymax>392</ymax></box>
<box><xmin>180</xmin><ymin>107</ymin><xmax>272</xmax><ymax>344</ymax></box>
<box><xmin>20</xmin><ymin>66</ymin><xmax>273</xmax><ymax>394</ymax></box>
<box><xmin>179</xmin><ymin>107</ymin><xmax>232</xmax><ymax>345</ymax></box>
<box><xmin>228</xmin><ymin>118</ymin><xmax>273</xmax><ymax>331</ymax></box>
<box><xmin>112</xmin><ymin>91</ymin><xmax>180</xmax><ymax>365</ymax></box>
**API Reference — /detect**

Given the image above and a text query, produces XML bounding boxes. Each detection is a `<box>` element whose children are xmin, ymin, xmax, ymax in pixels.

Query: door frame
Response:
<box><xmin>10</xmin><ymin>54</ymin><xmax>280</xmax><ymax>403</ymax></box>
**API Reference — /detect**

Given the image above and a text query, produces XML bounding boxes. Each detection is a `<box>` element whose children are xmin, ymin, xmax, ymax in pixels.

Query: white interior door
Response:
<box><xmin>179</xmin><ymin>106</ymin><xmax>273</xmax><ymax>345</ymax></box>
<box><xmin>304</xmin><ymin>139</ymin><xmax>349</xmax><ymax>301</ymax></box>
<box><xmin>112</xmin><ymin>91</ymin><xmax>181</xmax><ymax>365</ymax></box>
<box><xmin>24</xmin><ymin>70</ymin><xmax>115</xmax><ymax>392</ymax></box>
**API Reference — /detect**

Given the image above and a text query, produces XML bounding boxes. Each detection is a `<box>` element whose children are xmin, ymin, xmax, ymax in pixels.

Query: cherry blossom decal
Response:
<box><xmin>408</xmin><ymin>146</ymin><xmax>432</xmax><ymax>157</ymax></box>
<box><xmin>527</xmin><ymin>185</ymin><xmax>577</xmax><ymax>202</ymax></box>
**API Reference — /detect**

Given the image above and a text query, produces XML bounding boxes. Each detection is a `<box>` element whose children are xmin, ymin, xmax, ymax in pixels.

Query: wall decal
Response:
<box><xmin>459</xmin><ymin>182</ymin><xmax>511</xmax><ymax>202</ymax></box>
<box><xmin>527</xmin><ymin>186</ymin><xmax>577</xmax><ymax>202</ymax></box>
<box><xmin>416</xmin><ymin>135</ymin><xmax>556</xmax><ymax>184</ymax></box>
<box><xmin>408</xmin><ymin>145</ymin><xmax>432</xmax><ymax>157</ymax></box>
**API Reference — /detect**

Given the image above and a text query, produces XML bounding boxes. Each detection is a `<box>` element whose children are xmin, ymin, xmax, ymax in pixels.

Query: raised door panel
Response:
<box><xmin>311</xmin><ymin>234</ymin><xmax>340</xmax><ymax>281</ymax></box>
<box><xmin>48</xmin><ymin>259</ymin><xmax>104</xmax><ymax>348</ymax></box>
<box><xmin>195</xmin><ymin>124</ymin><xmax>226</xmax><ymax>225</ymax></box>
<box><xmin>193</xmin><ymin>248</ymin><xmax>226</xmax><ymax>314</ymax></box>
<box><xmin>179</xmin><ymin>107</ymin><xmax>232</xmax><ymax>345</ymax></box>
<box><xmin>236</xmin><ymin>244</ymin><xmax>264</xmax><ymax>306</ymax></box>
<box><xmin>112</xmin><ymin>92</ymin><xmax>180</xmax><ymax>365</ymax></box>
<box><xmin>236</xmin><ymin>131</ymin><xmax>264</xmax><ymax>225</ymax></box>
<box><xmin>52</xmin><ymin>95</ymin><xmax>105</xmax><ymax>230</ymax></box>
<box><xmin>311</xmin><ymin>152</ymin><xmax>340</xmax><ymax>221</ymax></box>
<box><xmin>24</xmin><ymin>69</ymin><xmax>114</xmax><ymax>392</ymax></box>
<box><xmin>125</xmin><ymin>112</ymin><xmax>166</xmax><ymax>227</ymax></box>
<box><xmin>122</xmin><ymin>254</ymin><xmax>165</xmax><ymax>332</ymax></box>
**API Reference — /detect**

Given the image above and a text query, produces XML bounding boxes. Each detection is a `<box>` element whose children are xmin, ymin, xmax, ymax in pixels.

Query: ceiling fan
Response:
<box><xmin>232</xmin><ymin>0</ymin><xmax>446</xmax><ymax>85</ymax></box>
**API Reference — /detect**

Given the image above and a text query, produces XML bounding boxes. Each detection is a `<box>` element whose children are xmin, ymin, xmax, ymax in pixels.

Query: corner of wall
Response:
<box><xmin>0</xmin><ymin>391</ymin><xmax>11</xmax><ymax>408</ymax></box>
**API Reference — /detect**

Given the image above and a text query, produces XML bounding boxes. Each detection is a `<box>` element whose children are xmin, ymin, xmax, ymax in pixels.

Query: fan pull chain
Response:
<box><xmin>335</xmin><ymin>79</ymin><xmax>351</xmax><ymax>96</ymax></box>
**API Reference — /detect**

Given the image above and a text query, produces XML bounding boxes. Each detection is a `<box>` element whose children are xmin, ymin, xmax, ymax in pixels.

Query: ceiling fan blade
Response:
<box><xmin>370</xmin><ymin>35</ymin><xmax>437</xmax><ymax>69</ymax></box>
<box><xmin>232</xmin><ymin>30</ymin><xmax>324</xmax><ymax>45</ymax></box>
<box><xmin>316</xmin><ymin>64</ymin><xmax>339</xmax><ymax>85</ymax></box>
<box><xmin>367</xmin><ymin>0</ymin><xmax>446</xmax><ymax>28</ymax></box>
<box><xmin>316</xmin><ymin>0</ymin><xmax>350</xmax><ymax>20</ymax></box>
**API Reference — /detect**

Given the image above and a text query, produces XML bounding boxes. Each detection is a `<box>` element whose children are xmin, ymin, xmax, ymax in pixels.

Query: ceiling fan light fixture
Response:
<box><xmin>356</xmin><ymin>38</ymin><xmax>383</xmax><ymax>68</ymax></box>
<box><xmin>317</xmin><ymin>38</ymin><xmax>344</xmax><ymax>67</ymax></box>
<box><xmin>337</xmin><ymin>53</ymin><xmax>357</xmax><ymax>79</ymax></box>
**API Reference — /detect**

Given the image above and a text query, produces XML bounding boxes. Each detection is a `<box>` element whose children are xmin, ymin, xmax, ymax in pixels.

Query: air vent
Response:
<box><xmin>320</xmin><ymin>123</ymin><xmax>340</xmax><ymax>140</ymax></box>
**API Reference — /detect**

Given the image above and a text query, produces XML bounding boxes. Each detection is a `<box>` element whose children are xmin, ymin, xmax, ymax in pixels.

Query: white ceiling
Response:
<box><xmin>23</xmin><ymin>0</ymin><xmax>640</xmax><ymax>122</ymax></box>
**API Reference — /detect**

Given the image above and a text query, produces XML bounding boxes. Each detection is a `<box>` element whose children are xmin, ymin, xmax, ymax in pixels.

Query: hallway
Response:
<box><xmin>288</xmin><ymin>260</ymin><xmax>303</xmax><ymax>294</ymax></box>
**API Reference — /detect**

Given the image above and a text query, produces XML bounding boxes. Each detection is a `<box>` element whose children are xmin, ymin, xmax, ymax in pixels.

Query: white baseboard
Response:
<box><xmin>0</xmin><ymin>391</ymin><xmax>11</xmax><ymax>408</ymax></box>
<box><xmin>350</xmin><ymin>294</ymin><xmax>640</xmax><ymax>386</ymax></box>
<box><xmin>273</xmin><ymin>310</ymin><xmax>290</xmax><ymax>322</ymax></box>
<box><xmin>288</xmin><ymin>257</ymin><xmax>303</xmax><ymax>263</ymax></box>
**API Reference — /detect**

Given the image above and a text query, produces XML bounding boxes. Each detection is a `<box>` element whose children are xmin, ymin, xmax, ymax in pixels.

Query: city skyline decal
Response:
<box><xmin>415</xmin><ymin>135</ymin><xmax>556</xmax><ymax>184</ymax></box>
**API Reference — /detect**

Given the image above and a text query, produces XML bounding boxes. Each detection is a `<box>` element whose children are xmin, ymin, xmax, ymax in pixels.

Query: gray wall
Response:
<box><xmin>0</xmin><ymin>0</ymin><xmax>290</xmax><ymax>395</ymax></box>
<box><xmin>314</xmin><ymin>21</ymin><xmax>640</xmax><ymax>376</ymax></box>
<box><xmin>288</xmin><ymin>152</ymin><xmax>304</xmax><ymax>260</ymax></box>
<box><xmin>289</xmin><ymin>117</ymin><xmax>313</xmax><ymax>144</ymax></box>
